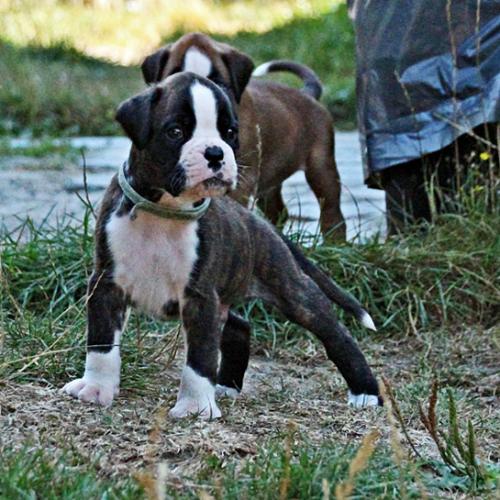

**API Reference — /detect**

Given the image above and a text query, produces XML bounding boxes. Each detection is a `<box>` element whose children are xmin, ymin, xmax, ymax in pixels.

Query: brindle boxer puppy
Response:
<box><xmin>141</xmin><ymin>32</ymin><xmax>346</xmax><ymax>240</ymax></box>
<box><xmin>62</xmin><ymin>73</ymin><xmax>380</xmax><ymax>419</ymax></box>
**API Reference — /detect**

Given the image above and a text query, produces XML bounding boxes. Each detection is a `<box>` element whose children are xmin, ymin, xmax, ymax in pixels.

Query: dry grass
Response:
<box><xmin>335</xmin><ymin>429</ymin><xmax>380</xmax><ymax>499</ymax></box>
<box><xmin>1</xmin><ymin>325</ymin><xmax>498</xmax><ymax>497</ymax></box>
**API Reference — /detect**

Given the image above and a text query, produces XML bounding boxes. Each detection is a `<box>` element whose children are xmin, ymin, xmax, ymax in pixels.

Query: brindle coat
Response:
<box><xmin>63</xmin><ymin>73</ymin><xmax>380</xmax><ymax>418</ymax></box>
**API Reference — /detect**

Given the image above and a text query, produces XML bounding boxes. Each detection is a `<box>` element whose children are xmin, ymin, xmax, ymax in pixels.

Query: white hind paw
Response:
<box><xmin>348</xmin><ymin>392</ymin><xmax>380</xmax><ymax>408</ymax></box>
<box><xmin>215</xmin><ymin>384</ymin><xmax>240</xmax><ymax>399</ymax></box>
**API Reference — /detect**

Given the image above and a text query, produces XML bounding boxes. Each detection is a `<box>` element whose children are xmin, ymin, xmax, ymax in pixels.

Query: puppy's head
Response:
<box><xmin>116</xmin><ymin>72</ymin><xmax>239</xmax><ymax>201</ymax></box>
<box><xmin>141</xmin><ymin>33</ymin><xmax>254</xmax><ymax>103</ymax></box>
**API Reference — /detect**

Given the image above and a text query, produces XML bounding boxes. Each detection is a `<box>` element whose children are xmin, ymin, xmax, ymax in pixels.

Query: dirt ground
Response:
<box><xmin>1</xmin><ymin>328</ymin><xmax>498</xmax><ymax>488</ymax></box>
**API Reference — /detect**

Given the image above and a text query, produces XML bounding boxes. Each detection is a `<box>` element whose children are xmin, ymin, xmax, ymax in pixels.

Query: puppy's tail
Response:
<box><xmin>252</xmin><ymin>60</ymin><xmax>323</xmax><ymax>100</ymax></box>
<box><xmin>283</xmin><ymin>238</ymin><xmax>377</xmax><ymax>331</ymax></box>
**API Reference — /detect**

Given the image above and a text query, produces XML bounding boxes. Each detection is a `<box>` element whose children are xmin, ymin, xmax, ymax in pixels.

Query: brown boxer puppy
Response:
<box><xmin>62</xmin><ymin>73</ymin><xmax>379</xmax><ymax>419</ymax></box>
<box><xmin>141</xmin><ymin>32</ymin><xmax>346</xmax><ymax>240</ymax></box>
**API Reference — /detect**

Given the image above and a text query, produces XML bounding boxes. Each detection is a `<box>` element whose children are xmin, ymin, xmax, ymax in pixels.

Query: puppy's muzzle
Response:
<box><xmin>179</xmin><ymin>138</ymin><xmax>238</xmax><ymax>193</ymax></box>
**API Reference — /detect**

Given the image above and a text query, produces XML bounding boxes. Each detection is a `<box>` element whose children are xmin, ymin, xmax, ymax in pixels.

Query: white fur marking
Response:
<box><xmin>178</xmin><ymin>82</ymin><xmax>238</xmax><ymax>191</ymax></box>
<box><xmin>348</xmin><ymin>391</ymin><xmax>379</xmax><ymax>408</ymax></box>
<box><xmin>62</xmin><ymin>329</ymin><xmax>121</xmax><ymax>407</ymax></box>
<box><xmin>106</xmin><ymin>210</ymin><xmax>198</xmax><ymax>317</ymax></box>
<box><xmin>215</xmin><ymin>384</ymin><xmax>240</xmax><ymax>399</ymax></box>
<box><xmin>170</xmin><ymin>365</ymin><xmax>221</xmax><ymax>419</ymax></box>
<box><xmin>191</xmin><ymin>82</ymin><xmax>219</xmax><ymax>138</ymax></box>
<box><xmin>246</xmin><ymin>194</ymin><xmax>257</xmax><ymax>210</ymax></box>
<box><xmin>183</xmin><ymin>47</ymin><xmax>212</xmax><ymax>78</ymax></box>
<box><xmin>252</xmin><ymin>62</ymin><xmax>272</xmax><ymax>77</ymax></box>
<box><xmin>361</xmin><ymin>312</ymin><xmax>377</xmax><ymax>331</ymax></box>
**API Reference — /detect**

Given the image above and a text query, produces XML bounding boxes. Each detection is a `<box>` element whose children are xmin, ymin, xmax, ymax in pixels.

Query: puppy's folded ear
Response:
<box><xmin>141</xmin><ymin>45</ymin><xmax>171</xmax><ymax>83</ymax></box>
<box><xmin>116</xmin><ymin>86</ymin><xmax>163</xmax><ymax>149</ymax></box>
<box><xmin>221</xmin><ymin>49</ymin><xmax>255</xmax><ymax>103</ymax></box>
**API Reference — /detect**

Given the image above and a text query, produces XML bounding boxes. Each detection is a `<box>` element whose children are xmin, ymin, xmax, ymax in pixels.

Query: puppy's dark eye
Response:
<box><xmin>226</xmin><ymin>128</ymin><xmax>237</xmax><ymax>141</ymax></box>
<box><xmin>167</xmin><ymin>126</ymin><xmax>183</xmax><ymax>141</ymax></box>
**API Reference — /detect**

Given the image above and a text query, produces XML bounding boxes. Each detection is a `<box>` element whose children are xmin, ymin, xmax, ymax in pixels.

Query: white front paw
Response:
<box><xmin>348</xmin><ymin>392</ymin><xmax>380</xmax><ymax>408</ymax></box>
<box><xmin>62</xmin><ymin>377</ymin><xmax>119</xmax><ymax>407</ymax></box>
<box><xmin>63</xmin><ymin>340</ymin><xmax>121</xmax><ymax>407</ymax></box>
<box><xmin>170</xmin><ymin>365</ymin><xmax>221</xmax><ymax>419</ymax></box>
<box><xmin>215</xmin><ymin>384</ymin><xmax>240</xmax><ymax>399</ymax></box>
<box><xmin>169</xmin><ymin>397</ymin><xmax>221</xmax><ymax>419</ymax></box>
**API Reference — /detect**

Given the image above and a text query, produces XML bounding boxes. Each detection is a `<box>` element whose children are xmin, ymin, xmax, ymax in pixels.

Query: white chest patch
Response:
<box><xmin>106</xmin><ymin>209</ymin><xmax>199</xmax><ymax>317</ymax></box>
<box><xmin>182</xmin><ymin>47</ymin><xmax>212</xmax><ymax>78</ymax></box>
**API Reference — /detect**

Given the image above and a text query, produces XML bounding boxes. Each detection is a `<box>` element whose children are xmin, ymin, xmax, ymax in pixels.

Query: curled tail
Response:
<box><xmin>252</xmin><ymin>60</ymin><xmax>323</xmax><ymax>101</ymax></box>
<box><xmin>283</xmin><ymin>238</ymin><xmax>377</xmax><ymax>330</ymax></box>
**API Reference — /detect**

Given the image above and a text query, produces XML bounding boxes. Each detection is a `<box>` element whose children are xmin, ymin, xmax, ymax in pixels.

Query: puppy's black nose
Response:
<box><xmin>204</xmin><ymin>146</ymin><xmax>224</xmax><ymax>162</ymax></box>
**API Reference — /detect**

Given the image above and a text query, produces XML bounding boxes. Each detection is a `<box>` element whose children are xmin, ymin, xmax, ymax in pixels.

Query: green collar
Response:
<box><xmin>118</xmin><ymin>162</ymin><xmax>210</xmax><ymax>221</ymax></box>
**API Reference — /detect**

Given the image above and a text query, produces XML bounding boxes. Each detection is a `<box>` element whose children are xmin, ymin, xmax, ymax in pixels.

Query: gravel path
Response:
<box><xmin>0</xmin><ymin>132</ymin><xmax>386</xmax><ymax>241</ymax></box>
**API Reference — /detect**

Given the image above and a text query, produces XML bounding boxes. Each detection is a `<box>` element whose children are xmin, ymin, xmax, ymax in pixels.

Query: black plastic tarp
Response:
<box><xmin>353</xmin><ymin>0</ymin><xmax>500</xmax><ymax>185</ymax></box>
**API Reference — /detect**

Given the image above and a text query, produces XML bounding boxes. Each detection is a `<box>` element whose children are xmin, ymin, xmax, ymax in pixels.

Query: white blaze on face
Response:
<box><xmin>182</xmin><ymin>47</ymin><xmax>212</xmax><ymax>78</ymax></box>
<box><xmin>178</xmin><ymin>81</ymin><xmax>238</xmax><ymax>193</ymax></box>
<box><xmin>191</xmin><ymin>81</ymin><xmax>220</xmax><ymax>139</ymax></box>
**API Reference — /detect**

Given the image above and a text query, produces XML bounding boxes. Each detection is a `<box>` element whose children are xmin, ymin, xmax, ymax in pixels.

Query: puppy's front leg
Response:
<box><xmin>170</xmin><ymin>291</ymin><xmax>222</xmax><ymax>419</ymax></box>
<box><xmin>62</xmin><ymin>272</ymin><xmax>126</xmax><ymax>407</ymax></box>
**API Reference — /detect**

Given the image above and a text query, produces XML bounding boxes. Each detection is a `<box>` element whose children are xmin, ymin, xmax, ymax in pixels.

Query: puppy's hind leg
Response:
<box><xmin>305</xmin><ymin>134</ymin><xmax>346</xmax><ymax>241</ymax></box>
<box><xmin>216</xmin><ymin>311</ymin><xmax>251</xmax><ymax>398</ymax></box>
<box><xmin>274</xmin><ymin>277</ymin><xmax>381</xmax><ymax>407</ymax></box>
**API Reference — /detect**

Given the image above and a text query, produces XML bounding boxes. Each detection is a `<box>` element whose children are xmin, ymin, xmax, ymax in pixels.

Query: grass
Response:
<box><xmin>312</xmin><ymin>210</ymin><xmax>499</xmax><ymax>334</ymax></box>
<box><xmin>0</xmin><ymin>0</ymin><xmax>336</xmax><ymax>57</ymax></box>
<box><xmin>0</xmin><ymin>447</ymin><xmax>143</xmax><ymax>499</ymax></box>
<box><xmin>0</xmin><ymin>0</ymin><xmax>356</xmax><ymax>136</ymax></box>
<box><xmin>1</xmin><ymin>195</ymin><xmax>498</xmax><ymax>383</ymax></box>
<box><xmin>1</xmin><ymin>183</ymin><xmax>499</xmax><ymax>497</ymax></box>
<box><xmin>216</xmin><ymin>7</ymin><xmax>356</xmax><ymax>125</ymax></box>
<box><xmin>190</xmin><ymin>435</ymin><xmax>418</xmax><ymax>499</ymax></box>
<box><xmin>0</xmin><ymin>42</ymin><xmax>141</xmax><ymax>136</ymax></box>
<box><xmin>0</xmin><ymin>137</ymin><xmax>79</xmax><ymax>158</ymax></box>
<box><xmin>0</xmin><ymin>438</ymin><xmax>421</xmax><ymax>499</ymax></box>
<box><xmin>2</xmin><ymin>413</ymin><xmax>497</xmax><ymax>498</ymax></box>
<box><xmin>0</xmin><ymin>214</ymin><xmax>179</xmax><ymax>392</ymax></box>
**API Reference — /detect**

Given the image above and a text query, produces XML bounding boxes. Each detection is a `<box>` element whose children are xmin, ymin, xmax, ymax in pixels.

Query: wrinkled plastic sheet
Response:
<box><xmin>354</xmin><ymin>0</ymin><xmax>500</xmax><ymax>185</ymax></box>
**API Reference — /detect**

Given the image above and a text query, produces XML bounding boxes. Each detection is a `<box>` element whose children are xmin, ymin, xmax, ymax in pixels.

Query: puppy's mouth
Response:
<box><xmin>202</xmin><ymin>177</ymin><xmax>234</xmax><ymax>189</ymax></box>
